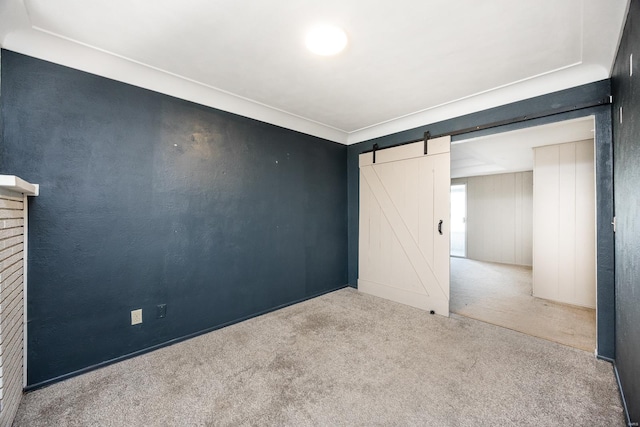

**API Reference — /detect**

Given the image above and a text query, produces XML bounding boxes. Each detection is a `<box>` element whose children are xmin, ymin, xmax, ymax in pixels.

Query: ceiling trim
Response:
<box><xmin>3</xmin><ymin>26</ymin><xmax>606</xmax><ymax>146</ymax></box>
<box><xmin>3</xmin><ymin>25</ymin><xmax>351</xmax><ymax>144</ymax></box>
<box><xmin>0</xmin><ymin>0</ymin><xmax>629</xmax><ymax>146</ymax></box>
<box><xmin>345</xmin><ymin>63</ymin><xmax>609</xmax><ymax>144</ymax></box>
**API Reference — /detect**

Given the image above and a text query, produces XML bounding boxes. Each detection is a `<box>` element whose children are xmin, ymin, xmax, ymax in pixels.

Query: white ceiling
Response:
<box><xmin>451</xmin><ymin>116</ymin><xmax>595</xmax><ymax>179</ymax></box>
<box><xmin>0</xmin><ymin>0</ymin><xmax>629</xmax><ymax>144</ymax></box>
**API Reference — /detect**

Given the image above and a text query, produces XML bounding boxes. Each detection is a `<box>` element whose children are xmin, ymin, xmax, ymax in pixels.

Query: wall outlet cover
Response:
<box><xmin>156</xmin><ymin>304</ymin><xmax>167</xmax><ymax>319</ymax></box>
<box><xmin>131</xmin><ymin>309</ymin><xmax>142</xmax><ymax>325</ymax></box>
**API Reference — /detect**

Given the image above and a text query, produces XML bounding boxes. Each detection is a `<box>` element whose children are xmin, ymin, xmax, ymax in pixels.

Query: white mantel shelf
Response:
<box><xmin>0</xmin><ymin>175</ymin><xmax>39</xmax><ymax>196</ymax></box>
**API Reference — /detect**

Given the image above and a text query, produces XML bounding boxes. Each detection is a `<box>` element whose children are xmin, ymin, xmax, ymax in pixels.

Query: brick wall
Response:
<box><xmin>0</xmin><ymin>188</ymin><xmax>25</xmax><ymax>426</ymax></box>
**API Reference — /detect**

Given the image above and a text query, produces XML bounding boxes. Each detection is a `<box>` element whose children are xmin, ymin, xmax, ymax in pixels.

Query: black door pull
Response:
<box><xmin>438</xmin><ymin>220</ymin><xmax>443</xmax><ymax>235</ymax></box>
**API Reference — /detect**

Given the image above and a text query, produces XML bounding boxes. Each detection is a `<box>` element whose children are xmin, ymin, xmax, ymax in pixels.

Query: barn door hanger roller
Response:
<box><xmin>423</xmin><ymin>131</ymin><xmax>431</xmax><ymax>155</ymax></box>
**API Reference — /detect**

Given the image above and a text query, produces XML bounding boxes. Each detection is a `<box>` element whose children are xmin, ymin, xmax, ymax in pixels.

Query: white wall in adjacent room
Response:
<box><xmin>532</xmin><ymin>139</ymin><xmax>596</xmax><ymax>308</ymax></box>
<box><xmin>453</xmin><ymin>171</ymin><xmax>533</xmax><ymax>266</ymax></box>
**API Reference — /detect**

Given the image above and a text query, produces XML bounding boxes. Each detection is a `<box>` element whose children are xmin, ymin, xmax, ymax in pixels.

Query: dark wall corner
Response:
<box><xmin>611</xmin><ymin>0</ymin><xmax>640</xmax><ymax>423</ymax></box>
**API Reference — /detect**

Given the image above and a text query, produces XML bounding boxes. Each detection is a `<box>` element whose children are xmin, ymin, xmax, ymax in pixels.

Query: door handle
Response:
<box><xmin>438</xmin><ymin>220</ymin><xmax>443</xmax><ymax>235</ymax></box>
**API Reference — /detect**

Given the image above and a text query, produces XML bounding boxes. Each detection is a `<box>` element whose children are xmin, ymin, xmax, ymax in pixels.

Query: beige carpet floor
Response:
<box><xmin>14</xmin><ymin>288</ymin><xmax>623</xmax><ymax>426</ymax></box>
<box><xmin>450</xmin><ymin>257</ymin><xmax>596</xmax><ymax>352</ymax></box>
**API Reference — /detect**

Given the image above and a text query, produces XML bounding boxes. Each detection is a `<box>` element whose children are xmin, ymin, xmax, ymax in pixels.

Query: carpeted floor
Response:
<box><xmin>14</xmin><ymin>288</ymin><xmax>623</xmax><ymax>426</ymax></box>
<box><xmin>450</xmin><ymin>257</ymin><xmax>596</xmax><ymax>352</ymax></box>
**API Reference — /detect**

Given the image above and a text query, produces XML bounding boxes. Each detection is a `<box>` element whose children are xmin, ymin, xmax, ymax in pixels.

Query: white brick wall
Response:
<box><xmin>0</xmin><ymin>189</ymin><xmax>25</xmax><ymax>426</ymax></box>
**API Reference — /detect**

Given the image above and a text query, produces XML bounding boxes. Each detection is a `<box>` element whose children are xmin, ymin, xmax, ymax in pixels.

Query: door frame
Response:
<box><xmin>448</xmin><ymin>112</ymin><xmax>613</xmax><ymax>359</ymax></box>
<box><xmin>353</xmin><ymin>106</ymin><xmax>615</xmax><ymax>360</ymax></box>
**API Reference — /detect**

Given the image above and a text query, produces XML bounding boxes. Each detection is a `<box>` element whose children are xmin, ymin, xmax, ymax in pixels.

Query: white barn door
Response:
<box><xmin>358</xmin><ymin>136</ymin><xmax>451</xmax><ymax>316</ymax></box>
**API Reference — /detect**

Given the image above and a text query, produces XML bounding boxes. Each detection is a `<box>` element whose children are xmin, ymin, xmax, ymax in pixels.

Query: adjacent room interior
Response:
<box><xmin>449</xmin><ymin>117</ymin><xmax>597</xmax><ymax>352</ymax></box>
<box><xmin>0</xmin><ymin>0</ymin><xmax>638</xmax><ymax>425</ymax></box>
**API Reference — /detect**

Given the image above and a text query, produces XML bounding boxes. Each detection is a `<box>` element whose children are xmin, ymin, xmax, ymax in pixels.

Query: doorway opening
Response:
<box><xmin>450</xmin><ymin>184</ymin><xmax>466</xmax><ymax>257</ymax></box>
<box><xmin>449</xmin><ymin>116</ymin><xmax>597</xmax><ymax>353</ymax></box>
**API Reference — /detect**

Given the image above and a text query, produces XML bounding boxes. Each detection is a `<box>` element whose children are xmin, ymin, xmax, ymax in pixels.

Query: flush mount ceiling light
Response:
<box><xmin>305</xmin><ymin>24</ymin><xmax>348</xmax><ymax>56</ymax></box>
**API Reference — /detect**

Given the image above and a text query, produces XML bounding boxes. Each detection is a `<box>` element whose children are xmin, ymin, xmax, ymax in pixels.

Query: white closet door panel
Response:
<box><xmin>533</xmin><ymin>145</ymin><xmax>560</xmax><ymax>300</ymax></box>
<box><xmin>515</xmin><ymin>173</ymin><xmax>524</xmax><ymax>265</ymax></box>
<box><xmin>533</xmin><ymin>140</ymin><xmax>596</xmax><ymax>308</ymax></box>
<box><xmin>558</xmin><ymin>143</ymin><xmax>577</xmax><ymax>303</ymax></box>
<box><xmin>485</xmin><ymin>176</ymin><xmax>498</xmax><ymax>262</ymax></box>
<box><xmin>500</xmin><ymin>174</ymin><xmax>516</xmax><ymax>265</ymax></box>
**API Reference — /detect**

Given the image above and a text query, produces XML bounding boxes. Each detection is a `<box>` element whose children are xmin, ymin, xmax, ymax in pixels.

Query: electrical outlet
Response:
<box><xmin>156</xmin><ymin>304</ymin><xmax>167</xmax><ymax>319</ymax></box>
<box><xmin>131</xmin><ymin>309</ymin><xmax>143</xmax><ymax>325</ymax></box>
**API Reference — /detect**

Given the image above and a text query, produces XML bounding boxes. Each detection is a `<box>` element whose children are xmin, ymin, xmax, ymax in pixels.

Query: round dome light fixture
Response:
<box><xmin>305</xmin><ymin>24</ymin><xmax>348</xmax><ymax>56</ymax></box>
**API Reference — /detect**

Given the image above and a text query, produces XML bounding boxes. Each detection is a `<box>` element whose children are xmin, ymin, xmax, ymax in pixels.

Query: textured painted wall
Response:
<box><xmin>347</xmin><ymin>81</ymin><xmax>615</xmax><ymax>359</ymax></box>
<box><xmin>611</xmin><ymin>0</ymin><xmax>640</xmax><ymax>422</ymax></box>
<box><xmin>0</xmin><ymin>50</ymin><xmax>348</xmax><ymax>387</ymax></box>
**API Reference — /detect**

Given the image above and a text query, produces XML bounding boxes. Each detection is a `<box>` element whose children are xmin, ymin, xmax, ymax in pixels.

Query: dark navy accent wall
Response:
<box><xmin>612</xmin><ymin>0</ymin><xmax>640</xmax><ymax>422</ymax></box>
<box><xmin>347</xmin><ymin>81</ymin><xmax>616</xmax><ymax>360</ymax></box>
<box><xmin>0</xmin><ymin>50</ymin><xmax>348</xmax><ymax>387</ymax></box>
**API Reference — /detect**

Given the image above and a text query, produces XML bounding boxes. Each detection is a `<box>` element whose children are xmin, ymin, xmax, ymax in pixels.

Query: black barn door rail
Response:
<box><xmin>361</xmin><ymin>96</ymin><xmax>612</xmax><ymax>161</ymax></box>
